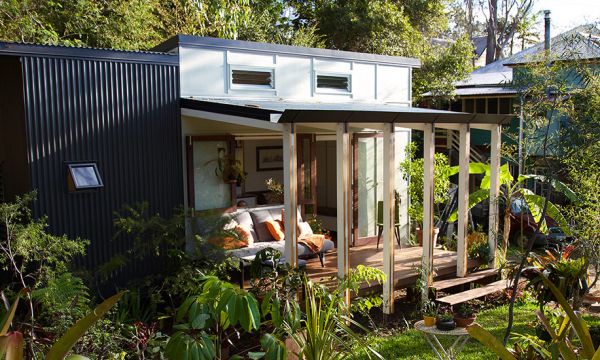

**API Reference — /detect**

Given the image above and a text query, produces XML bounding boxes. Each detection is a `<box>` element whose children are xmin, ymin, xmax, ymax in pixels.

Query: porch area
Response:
<box><xmin>305</xmin><ymin>242</ymin><xmax>481</xmax><ymax>294</ymax></box>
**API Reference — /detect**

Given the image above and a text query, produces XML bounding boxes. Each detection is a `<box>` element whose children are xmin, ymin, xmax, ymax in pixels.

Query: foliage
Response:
<box><xmin>307</xmin><ymin>214</ymin><xmax>328</xmax><ymax>236</ymax></box>
<box><xmin>0</xmin><ymin>290</ymin><xmax>125</xmax><ymax>360</ymax></box>
<box><xmin>447</xmin><ymin>162</ymin><xmax>575</xmax><ymax>256</ymax></box>
<box><xmin>339</xmin><ymin>265</ymin><xmax>386</xmax><ymax>316</ymax></box>
<box><xmin>249</xmin><ymin>248</ymin><xmax>302</xmax><ymax>305</ymax></box>
<box><xmin>524</xmin><ymin>245</ymin><xmax>588</xmax><ymax>310</ymax></box>
<box><xmin>399</xmin><ymin>143</ymin><xmax>452</xmax><ymax>226</ymax></box>
<box><xmin>280</xmin><ymin>277</ymin><xmax>383</xmax><ymax>360</ymax></box>
<box><xmin>456</xmin><ymin>303</ymin><xmax>475</xmax><ymax>318</ymax></box>
<box><xmin>468</xmin><ymin>228</ymin><xmax>491</xmax><ymax>263</ymax></box>
<box><xmin>265</xmin><ymin>178</ymin><xmax>284</xmax><ymax>203</ymax></box>
<box><xmin>165</xmin><ymin>276</ymin><xmax>261</xmax><ymax>359</ymax></box>
<box><xmin>467</xmin><ymin>273</ymin><xmax>600</xmax><ymax>360</ymax></box>
<box><xmin>422</xmin><ymin>300</ymin><xmax>438</xmax><ymax>317</ymax></box>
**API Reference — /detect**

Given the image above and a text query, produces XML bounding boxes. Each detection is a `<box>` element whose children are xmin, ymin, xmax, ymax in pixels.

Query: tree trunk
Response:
<box><xmin>502</xmin><ymin>208</ymin><xmax>511</xmax><ymax>256</ymax></box>
<box><xmin>485</xmin><ymin>0</ymin><xmax>498</xmax><ymax>64</ymax></box>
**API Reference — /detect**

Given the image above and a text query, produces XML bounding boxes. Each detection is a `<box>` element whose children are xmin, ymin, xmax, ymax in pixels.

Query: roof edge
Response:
<box><xmin>0</xmin><ymin>42</ymin><xmax>178</xmax><ymax>65</ymax></box>
<box><xmin>154</xmin><ymin>35</ymin><xmax>421</xmax><ymax>68</ymax></box>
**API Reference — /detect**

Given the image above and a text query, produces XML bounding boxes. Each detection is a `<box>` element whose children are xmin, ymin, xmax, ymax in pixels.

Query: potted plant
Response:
<box><xmin>205</xmin><ymin>150</ymin><xmax>246</xmax><ymax>184</ymax></box>
<box><xmin>422</xmin><ymin>300</ymin><xmax>438</xmax><ymax>326</ymax></box>
<box><xmin>453</xmin><ymin>303</ymin><xmax>477</xmax><ymax>327</ymax></box>
<box><xmin>436</xmin><ymin>311</ymin><xmax>456</xmax><ymax>331</ymax></box>
<box><xmin>265</xmin><ymin>178</ymin><xmax>284</xmax><ymax>203</ymax></box>
<box><xmin>399</xmin><ymin>143</ymin><xmax>451</xmax><ymax>248</ymax></box>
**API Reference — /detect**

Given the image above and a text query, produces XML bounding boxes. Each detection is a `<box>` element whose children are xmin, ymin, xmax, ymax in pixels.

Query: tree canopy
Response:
<box><xmin>0</xmin><ymin>0</ymin><xmax>475</xmax><ymax>102</ymax></box>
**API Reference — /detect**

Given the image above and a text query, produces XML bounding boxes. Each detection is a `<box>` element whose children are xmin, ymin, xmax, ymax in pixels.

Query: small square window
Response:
<box><xmin>316</xmin><ymin>74</ymin><xmax>350</xmax><ymax>91</ymax></box>
<box><xmin>67</xmin><ymin>162</ymin><xmax>103</xmax><ymax>191</ymax></box>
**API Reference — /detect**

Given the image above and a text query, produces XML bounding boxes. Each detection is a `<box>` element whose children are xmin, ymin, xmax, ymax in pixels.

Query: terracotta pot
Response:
<box><xmin>453</xmin><ymin>314</ymin><xmax>476</xmax><ymax>328</ymax></box>
<box><xmin>423</xmin><ymin>315</ymin><xmax>436</xmax><ymax>327</ymax></box>
<box><xmin>436</xmin><ymin>318</ymin><xmax>456</xmax><ymax>331</ymax></box>
<box><xmin>417</xmin><ymin>227</ymin><xmax>440</xmax><ymax>247</ymax></box>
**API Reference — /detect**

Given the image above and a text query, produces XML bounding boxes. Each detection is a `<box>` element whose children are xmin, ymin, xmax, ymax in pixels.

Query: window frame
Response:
<box><xmin>313</xmin><ymin>71</ymin><xmax>352</xmax><ymax>95</ymax></box>
<box><xmin>228</xmin><ymin>65</ymin><xmax>276</xmax><ymax>92</ymax></box>
<box><xmin>66</xmin><ymin>162</ymin><xmax>104</xmax><ymax>192</ymax></box>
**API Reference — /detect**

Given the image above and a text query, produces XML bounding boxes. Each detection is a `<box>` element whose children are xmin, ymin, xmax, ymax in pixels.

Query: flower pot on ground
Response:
<box><xmin>453</xmin><ymin>303</ymin><xmax>477</xmax><ymax>327</ymax></box>
<box><xmin>416</xmin><ymin>227</ymin><xmax>440</xmax><ymax>247</ymax></box>
<box><xmin>436</xmin><ymin>312</ymin><xmax>456</xmax><ymax>331</ymax></box>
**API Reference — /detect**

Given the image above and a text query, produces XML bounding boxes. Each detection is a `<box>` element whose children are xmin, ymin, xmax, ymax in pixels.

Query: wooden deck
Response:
<box><xmin>305</xmin><ymin>242</ymin><xmax>480</xmax><ymax>293</ymax></box>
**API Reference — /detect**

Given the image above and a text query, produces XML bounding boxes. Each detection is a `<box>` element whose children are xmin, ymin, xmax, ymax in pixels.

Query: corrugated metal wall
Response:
<box><xmin>19</xmin><ymin>54</ymin><xmax>182</xmax><ymax>279</ymax></box>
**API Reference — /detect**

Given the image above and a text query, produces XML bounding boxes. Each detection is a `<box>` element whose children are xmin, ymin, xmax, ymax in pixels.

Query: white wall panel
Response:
<box><xmin>180</xmin><ymin>47</ymin><xmax>226</xmax><ymax>98</ymax></box>
<box><xmin>227</xmin><ymin>52</ymin><xmax>275</xmax><ymax>66</ymax></box>
<box><xmin>276</xmin><ymin>56</ymin><xmax>312</xmax><ymax>99</ymax></box>
<box><xmin>314</xmin><ymin>59</ymin><xmax>352</xmax><ymax>72</ymax></box>
<box><xmin>352</xmin><ymin>63</ymin><xmax>376</xmax><ymax>101</ymax></box>
<box><xmin>377</xmin><ymin>65</ymin><xmax>410</xmax><ymax>103</ymax></box>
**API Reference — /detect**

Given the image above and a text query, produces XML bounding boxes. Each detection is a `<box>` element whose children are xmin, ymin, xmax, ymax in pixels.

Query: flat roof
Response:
<box><xmin>0</xmin><ymin>42</ymin><xmax>178</xmax><ymax>65</ymax></box>
<box><xmin>154</xmin><ymin>35</ymin><xmax>421</xmax><ymax>68</ymax></box>
<box><xmin>181</xmin><ymin>98</ymin><xmax>512</xmax><ymax>125</ymax></box>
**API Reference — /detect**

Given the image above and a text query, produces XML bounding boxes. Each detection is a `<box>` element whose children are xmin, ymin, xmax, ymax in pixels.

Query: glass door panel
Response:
<box><xmin>192</xmin><ymin>140</ymin><xmax>232</xmax><ymax>211</ymax></box>
<box><xmin>354</xmin><ymin>134</ymin><xmax>383</xmax><ymax>239</ymax></box>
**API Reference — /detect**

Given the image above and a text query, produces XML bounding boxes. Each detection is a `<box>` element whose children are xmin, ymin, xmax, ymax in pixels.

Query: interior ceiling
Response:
<box><xmin>182</xmin><ymin>115</ymin><xmax>384</xmax><ymax>136</ymax></box>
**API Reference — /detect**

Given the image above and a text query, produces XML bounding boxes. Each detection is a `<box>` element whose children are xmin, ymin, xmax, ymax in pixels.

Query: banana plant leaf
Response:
<box><xmin>0</xmin><ymin>289</ymin><xmax>28</xmax><ymax>336</ymax></box>
<box><xmin>0</xmin><ymin>331</ymin><xmax>24</xmax><ymax>360</ymax></box>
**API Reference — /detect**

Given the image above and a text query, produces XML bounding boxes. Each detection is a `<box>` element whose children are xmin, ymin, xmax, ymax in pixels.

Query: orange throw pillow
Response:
<box><xmin>208</xmin><ymin>225</ymin><xmax>253</xmax><ymax>250</ymax></box>
<box><xmin>235</xmin><ymin>224</ymin><xmax>254</xmax><ymax>246</ymax></box>
<box><xmin>265</xmin><ymin>219</ymin><xmax>285</xmax><ymax>241</ymax></box>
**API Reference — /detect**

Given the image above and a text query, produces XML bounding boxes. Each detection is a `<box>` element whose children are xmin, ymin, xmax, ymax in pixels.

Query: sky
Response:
<box><xmin>532</xmin><ymin>0</ymin><xmax>600</xmax><ymax>34</ymax></box>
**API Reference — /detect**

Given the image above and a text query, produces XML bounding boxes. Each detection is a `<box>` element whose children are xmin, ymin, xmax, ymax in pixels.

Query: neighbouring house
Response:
<box><xmin>0</xmin><ymin>35</ymin><xmax>510</xmax><ymax>312</ymax></box>
<box><xmin>420</xmin><ymin>15</ymin><xmax>600</xmax><ymax>173</ymax></box>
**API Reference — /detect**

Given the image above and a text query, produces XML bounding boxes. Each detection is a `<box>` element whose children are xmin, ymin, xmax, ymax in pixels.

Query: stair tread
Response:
<box><xmin>436</xmin><ymin>279</ymin><xmax>508</xmax><ymax>306</ymax></box>
<box><xmin>433</xmin><ymin>269</ymin><xmax>498</xmax><ymax>291</ymax></box>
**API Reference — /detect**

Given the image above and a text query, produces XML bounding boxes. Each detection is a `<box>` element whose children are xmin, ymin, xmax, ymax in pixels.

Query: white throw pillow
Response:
<box><xmin>297</xmin><ymin>221</ymin><xmax>313</xmax><ymax>236</ymax></box>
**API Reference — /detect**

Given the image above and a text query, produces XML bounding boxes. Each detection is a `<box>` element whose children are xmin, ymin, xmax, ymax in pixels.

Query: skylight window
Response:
<box><xmin>316</xmin><ymin>74</ymin><xmax>351</xmax><ymax>91</ymax></box>
<box><xmin>231</xmin><ymin>69</ymin><xmax>274</xmax><ymax>88</ymax></box>
<box><xmin>67</xmin><ymin>162</ymin><xmax>103</xmax><ymax>191</ymax></box>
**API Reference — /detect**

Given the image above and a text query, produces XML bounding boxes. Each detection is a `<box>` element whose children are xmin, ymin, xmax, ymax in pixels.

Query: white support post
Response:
<box><xmin>488</xmin><ymin>125</ymin><xmax>501</xmax><ymax>268</ymax></box>
<box><xmin>457</xmin><ymin>124</ymin><xmax>470</xmax><ymax>277</ymax></box>
<box><xmin>421</xmin><ymin>123</ymin><xmax>435</xmax><ymax>305</ymax></box>
<box><xmin>336</xmin><ymin>123</ymin><xmax>351</xmax><ymax>305</ymax></box>
<box><xmin>382</xmin><ymin>123</ymin><xmax>396</xmax><ymax>314</ymax></box>
<box><xmin>283</xmin><ymin>123</ymin><xmax>298</xmax><ymax>268</ymax></box>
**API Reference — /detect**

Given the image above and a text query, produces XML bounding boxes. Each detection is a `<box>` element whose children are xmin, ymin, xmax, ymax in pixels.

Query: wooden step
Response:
<box><xmin>436</xmin><ymin>279</ymin><xmax>509</xmax><ymax>306</ymax></box>
<box><xmin>432</xmin><ymin>269</ymin><xmax>499</xmax><ymax>292</ymax></box>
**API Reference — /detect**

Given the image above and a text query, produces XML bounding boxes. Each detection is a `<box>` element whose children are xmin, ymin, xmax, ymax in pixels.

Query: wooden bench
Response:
<box><xmin>432</xmin><ymin>269</ymin><xmax>499</xmax><ymax>292</ymax></box>
<box><xmin>436</xmin><ymin>279</ymin><xmax>509</xmax><ymax>306</ymax></box>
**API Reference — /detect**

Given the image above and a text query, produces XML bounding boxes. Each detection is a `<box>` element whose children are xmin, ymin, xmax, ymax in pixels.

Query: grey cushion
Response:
<box><xmin>298</xmin><ymin>239</ymin><xmax>335</xmax><ymax>257</ymax></box>
<box><xmin>250</xmin><ymin>209</ymin><xmax>279</xmax><ymax>242</ymax></box>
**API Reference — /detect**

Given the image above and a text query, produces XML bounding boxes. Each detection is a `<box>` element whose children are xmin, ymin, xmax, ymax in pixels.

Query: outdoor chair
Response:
<box><xmin>376</xmin><ymin>200</ymin><xmax>402</xmax><ymax>249</ymax></box>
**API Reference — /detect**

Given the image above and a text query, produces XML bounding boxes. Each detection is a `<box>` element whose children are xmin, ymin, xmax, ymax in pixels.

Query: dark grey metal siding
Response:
<box><xmin>18</xmin><ymin>54</ymin><xmax>182</xmax><ymax>277</ymax></box>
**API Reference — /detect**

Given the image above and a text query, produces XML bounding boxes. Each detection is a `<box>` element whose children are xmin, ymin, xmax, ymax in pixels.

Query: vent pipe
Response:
<box><xmin>544</xmin><ymin>10</ymin><xmax>551</xmax><ymax>50</ymax></box>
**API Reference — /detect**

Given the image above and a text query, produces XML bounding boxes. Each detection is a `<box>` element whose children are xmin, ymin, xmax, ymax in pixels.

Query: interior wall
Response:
<box><xmin>242</xmin><ymin>139</ymin><xmax>283</xmax><ymax>192</ymax></box>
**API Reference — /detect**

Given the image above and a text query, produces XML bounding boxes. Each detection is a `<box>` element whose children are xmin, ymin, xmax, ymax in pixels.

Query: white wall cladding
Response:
<box><xmin>179</xmin><ymin>45</ymin><xmax>412</xmax><ymax>104</ymax></box>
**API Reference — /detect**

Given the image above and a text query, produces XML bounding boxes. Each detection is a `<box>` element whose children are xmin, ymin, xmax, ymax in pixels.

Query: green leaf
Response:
<box><xmin>522</xmin><ymin>193</ymin><xmax>571</xmax><ymax>235</ymax></box>
<box><xmin>520</xmin><ymin>174</ymin><xmax>579</xmax><ymax>203</ymax></box>
<box><xmin>448</xmin><ymin>188</ymin><xmax>490</xmax><ymax>222</ymax></box>
<box><xmin>0</xmin><ymin>289</ymin><xmax>27</xmax><ymax>336</ymax></box>
<box><xmin>0</xmin><ymin>332</ymin><xmax>24</xmax><ymax>360</ymax></box>
<box><xmin>467</xmin><ymin>324</ymin><xmax>517</xmax><ymax>360</ymax></box>
<box><xmin>46</xmin><ymin>291</ymin><xmax>126</xmax><ymax>360</ymax></box>
<box><xmin>538</xmin><ymin>274</ymin><xmax>596</xmax><ymax>358</ymax></box>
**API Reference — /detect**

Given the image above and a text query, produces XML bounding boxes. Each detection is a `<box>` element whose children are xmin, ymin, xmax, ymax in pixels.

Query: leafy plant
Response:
<box><xmin>399</xmin><ymin>143</ymin><xmax>452</xmax><ymax>227</ymax></box>
<box><xmin>422</xmin><ymin>300</ymin><xmax>438</xmax><ymax>317</ymax></box>
<box><xmin>265</xmin><ymin>178</ymin><xmax>284</xmax><ymax>203</ymax></box>
<box><xmin>165</xmin><ymin>276</ymin><xmax>261</xmax><ymax>359</ymax></box>
<box><xmin>0</xmin><ymin>290</ymin><xmax>125</xmax><ymax>360</ymax></box>
<box><xmin>281</xmin><ymin>277</ymin><xmax>383</xmax><ymax>360</ymax></box>
<box><xmin>437</xmin><ymin>312</ymin><xmax>454</xmax><ymax>322</ymax></box>
<box><xmin>524</xmin><ymin>245</ymin><xmax>588</xmax><ymax>310</ymax></box>
<box><xmin>468</xmin><ymin>272</ymin><xmax>600</xmax><ymax>360</ymax></box>
<box><xmin>456</xmin><ymin>303</ymin><xmax>475</xmax><ymax>318</ymax></box>
<box><xmin>448</xmin><ymin>163</ymin><xmax>576</xmax><ymax>256</ymax></box>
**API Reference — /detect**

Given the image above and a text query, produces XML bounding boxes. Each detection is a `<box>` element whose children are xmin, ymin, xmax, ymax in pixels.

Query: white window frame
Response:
<box><xmin>313</xmin><ymin>71</ymin><xmax>352</xmax><ymax>95</ymax></box>
<box><xmin>228</xmin><ymin>65</ymin><xmax>276</xmax><ymax>93</ymax></box>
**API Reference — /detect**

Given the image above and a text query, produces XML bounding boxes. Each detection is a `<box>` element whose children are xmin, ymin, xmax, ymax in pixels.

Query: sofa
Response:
<box><xmin>220</xmin><ymin>205</ymin><xmax>335</xmax><ymax>266</ymax></box>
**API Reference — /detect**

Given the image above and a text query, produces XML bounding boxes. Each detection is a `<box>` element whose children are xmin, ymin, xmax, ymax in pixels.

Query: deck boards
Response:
<box><xmin>436</xmin><ymin>279</ymin><xmax>509</xmax><ymax>306</ymax></box>
<box><xmin>432</xmin><ymin>268</ymin><xmax>498</xmax><ymax>291</ymax></box>
<box><xmin>304</xmin><ymin>242</ymin><xmax>480</xmax><ymax>293</ymax></box>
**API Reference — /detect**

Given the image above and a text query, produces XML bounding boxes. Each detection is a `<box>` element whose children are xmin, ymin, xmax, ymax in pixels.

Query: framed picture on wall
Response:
<box><xmin>256</xmin><ymin>146</ymin><xmax>283</xmax><ymax>171</ymax></box>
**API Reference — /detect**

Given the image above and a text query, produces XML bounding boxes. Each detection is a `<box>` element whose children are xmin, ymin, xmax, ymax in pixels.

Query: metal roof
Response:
<box><xmin>153</xmin><ymin>35</ymin><xmax>421</xmax><ymax>68</ymax></box>
<box><xmin>453</xmin><ymin>87</ymin><xmax>517</xmax><ymax>96</ymax></box>
<box><xmin>505</xmin><ymin>24</ymin><xmax>600</xmax><ymax>66</ymax></box>
<box><xmin>0</xmin><ymin>42</ymin><xmax>178</xmax><ymax>65</ymax></box>
<box><xmin>181</xmin><ymin>97</ymin><xmax>512</xmax><ymax>125</ymax></box>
